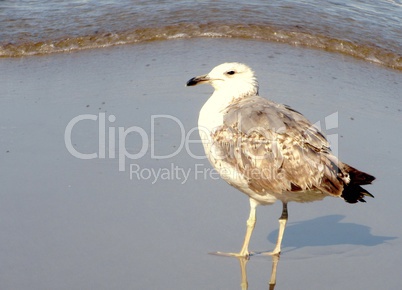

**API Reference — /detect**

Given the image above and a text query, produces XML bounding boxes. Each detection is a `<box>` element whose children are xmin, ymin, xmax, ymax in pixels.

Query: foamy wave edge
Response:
<box><xmin>1</xmin><ymin>23</ymin><xmax>401</xmax><ymax>71</ymax></box>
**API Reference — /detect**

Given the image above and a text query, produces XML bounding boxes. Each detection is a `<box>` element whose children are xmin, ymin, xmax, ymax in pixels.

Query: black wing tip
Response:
<box><xmin>342</xmin><ymin>184</ymin><xmax>374</xmax><ymax>204</ymax></box>
<box><xmin>362</xmin><ymin>174</ymin><xmax>376</xmax><ymax>184</ymax></box>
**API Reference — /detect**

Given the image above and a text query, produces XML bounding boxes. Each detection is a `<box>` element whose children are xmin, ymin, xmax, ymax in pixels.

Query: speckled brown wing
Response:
<box><xmin>209</xmin><ymin>95</ymin><xmax>374</xmax><ymax>202</ymax></box>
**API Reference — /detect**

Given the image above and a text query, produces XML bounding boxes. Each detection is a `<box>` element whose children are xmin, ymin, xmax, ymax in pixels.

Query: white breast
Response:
<box><xmin>198</xmin><ymin>92</ymin><xmax>227</xmax><ymax>131</ymax></box>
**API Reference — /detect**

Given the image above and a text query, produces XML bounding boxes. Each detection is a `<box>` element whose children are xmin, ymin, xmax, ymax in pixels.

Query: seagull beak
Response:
<box><xmin>186</xmin><ymin>74</ymin><xmax>210</xmax><ymax>86</ymax></box>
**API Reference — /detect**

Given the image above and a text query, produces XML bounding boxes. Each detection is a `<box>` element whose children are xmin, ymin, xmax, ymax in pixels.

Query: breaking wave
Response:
<box><xmin>1</xmin><ymin>23</ymin><xmax>401</xmax><ymax>71</ymax></box>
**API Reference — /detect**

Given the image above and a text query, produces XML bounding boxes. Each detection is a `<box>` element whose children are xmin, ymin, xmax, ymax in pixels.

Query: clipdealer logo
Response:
<box><xmin>64</xmin><ymin>113</ymin><xmax>214</xmax><ymax>180</ymax></box>
<box><xmin>64</xmin><ymin>112</ymin><xmax>339</xmax><ymax>183</ymax></box>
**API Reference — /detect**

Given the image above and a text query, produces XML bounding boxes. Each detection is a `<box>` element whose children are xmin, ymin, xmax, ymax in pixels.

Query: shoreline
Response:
<box><xmin>2</xmin><ymin>33</ymin><xmax>402</xmax><ymax>72</ymax></box>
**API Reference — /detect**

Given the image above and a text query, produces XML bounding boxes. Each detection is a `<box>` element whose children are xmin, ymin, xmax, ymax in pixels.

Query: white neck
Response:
<box><xmin>198</xmin><ymin>74</ymin><xmax>258</xmax><ymax>145</ymax></box>
<box><xmin>198</xmin><ymin>91</ymin><xmax>229</xmax><ymax>153</ymax></box>
<box><xmin>198</xmin><ymin>91</ymin><xmax>229</xmax><ymax>134</ymax></box>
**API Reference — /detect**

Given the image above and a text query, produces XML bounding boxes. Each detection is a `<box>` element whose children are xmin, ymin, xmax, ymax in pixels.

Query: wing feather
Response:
<box><xmin>210</xmin><ymin>96</ymin><xmax>345</xmax><ymax>197</ymax></box>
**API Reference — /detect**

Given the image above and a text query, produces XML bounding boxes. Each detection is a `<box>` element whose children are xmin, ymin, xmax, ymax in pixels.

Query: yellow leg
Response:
<box><xmin>238</xmin><ymin>198</ymin><xmax>258</xmax><ymax>257</ymax></box>
<box><xmin>212</xmin><ymin>200</ymin><xmax>288</xmax><ymax>258</ymax></box>
<box><xmin>271</xmin><ymin>202</ymin><xmax>288</xmax><ymax>255</ymax></box>
<box><xmin>212</xmin><ymin>198</ymin><xmax>258</xmax><ymax>258</ymax></box>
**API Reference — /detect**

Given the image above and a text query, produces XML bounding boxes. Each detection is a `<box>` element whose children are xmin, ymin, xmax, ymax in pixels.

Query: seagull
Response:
<box><xmin>186</xmin><ymin>62</ymin><xmax>375</xmax><ymax>258</ymax></box>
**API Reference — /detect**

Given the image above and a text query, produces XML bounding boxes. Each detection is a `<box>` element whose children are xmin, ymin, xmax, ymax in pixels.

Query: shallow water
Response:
<box><xmin>0</xmin><ymin>38</ymin><xmax>401</xmax><ymax>289</ymax></box>
<box><xmin>0</xmin><ymin>0</ymin><xmax>401</xmax><ymax>69</ymax></box>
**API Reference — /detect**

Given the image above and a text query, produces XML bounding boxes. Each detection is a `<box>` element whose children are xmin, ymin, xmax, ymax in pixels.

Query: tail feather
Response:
<box><xmin>341</xmin><ymin>164</ymin><xmax>375</xmax><ymax>204</ymax></box>
<box><xmin>343</xmin><ymin>164</ymin><xmax>375</xmax><ymax>185</ymax></box>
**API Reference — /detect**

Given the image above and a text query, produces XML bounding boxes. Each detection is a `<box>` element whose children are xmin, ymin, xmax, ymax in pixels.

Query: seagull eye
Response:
<box><xmin>226</xmin><ymin>70</ymin><xmax>236</xmax><ymax>75</ymax></box>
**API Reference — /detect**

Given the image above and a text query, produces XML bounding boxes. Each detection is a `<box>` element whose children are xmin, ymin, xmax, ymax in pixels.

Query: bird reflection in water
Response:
<box><xmin>237</xmin><ymin>254</ymin><xmax>280</xmax><ymax>290</ymax></box>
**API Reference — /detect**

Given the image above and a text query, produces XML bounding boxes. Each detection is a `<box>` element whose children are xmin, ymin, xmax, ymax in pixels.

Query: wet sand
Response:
<box><xmin>0</xmin><ymin>38</ymin><xmax>401</xmax><ymax>289</ymax></box>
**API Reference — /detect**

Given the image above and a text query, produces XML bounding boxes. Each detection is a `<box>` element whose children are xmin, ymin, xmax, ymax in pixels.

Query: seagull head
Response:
<box><xmin>186</xmin><ymin>62</ymin><xmax>259</xmax><ymax>99</ymax></box>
